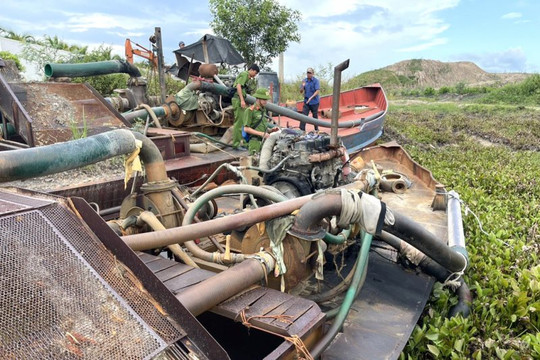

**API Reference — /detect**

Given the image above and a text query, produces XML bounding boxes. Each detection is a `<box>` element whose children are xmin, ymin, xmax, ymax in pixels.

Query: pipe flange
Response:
<box><xmin>380</xmin><ymin>173</ymin><xmax>410</xmax><ymax>194</ymax></box>
<box><xmin>140</xmin><ymin>179</ymin><xmax>177</xmax><ymax>194</ymax></box>
<box><xmin>164</xmin><ymin>95</ymin><xmax>181</xmax><ymax>123</ymax></box>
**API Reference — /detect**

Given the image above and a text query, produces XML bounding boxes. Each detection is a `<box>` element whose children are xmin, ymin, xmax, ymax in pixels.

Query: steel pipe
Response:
<box><xmin>176</xmin><ymin>252</ymin><xmax>275</xmax><ymax>316</ymax></box>
<box><xmin>331</xmin><ymin>60</ymin><xmax>350</xmax><ymax>147</ymax></box>
<box><xmin>447</xmin><ymin>190</ymin><xmax>469</xmax><ymax>262</ymax></box>
<box><xmin>0</xmin><ymin>128</ymin><xmax>178</xmax><ymax>227</ymax></box>
<box><xmin>248</xmin><ymin>98</ymin><xmax>384</xmax><ymax>130</ymax></box>
<box><xmin>122</xmin><ymin>181</ymin><xmax>368</xmax><ymax>251</ymax></box>
<box><xmin>45</xmin><ymin>60</ymin><xmax>141</xmax><ymax>78</ymax></box>
<box><xmin>122</xmin><ymin>106</ymin><xmax>168</xmax><ymax>123</ymax></box>
<box><xmin>124</xmin><ymin>195</ymin><xmax>310</xmax><ymax>251</ymax></box>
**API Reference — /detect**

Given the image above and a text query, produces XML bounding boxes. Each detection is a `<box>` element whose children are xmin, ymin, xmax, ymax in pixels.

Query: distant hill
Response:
<box><xmin>348</xmin><ymin>59</ymin><xmax>530</xmax><ymax>89</ymax></box>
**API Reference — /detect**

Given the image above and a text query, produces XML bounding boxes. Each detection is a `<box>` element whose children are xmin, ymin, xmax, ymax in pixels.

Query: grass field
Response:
<box><xmin>380</xmin><ymin>102</ymin><xmax>540</xmax><ymax>359</ymax></box>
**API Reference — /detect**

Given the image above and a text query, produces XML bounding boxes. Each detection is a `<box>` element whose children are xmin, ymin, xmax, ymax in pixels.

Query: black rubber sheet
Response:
<box><xmin>322</xmin><ymin>249</ymin><xmax>435</xmax><ymax>360</ymax></box>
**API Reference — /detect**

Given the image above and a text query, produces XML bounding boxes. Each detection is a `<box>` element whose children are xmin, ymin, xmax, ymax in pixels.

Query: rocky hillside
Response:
<box><xmin>350</xmin><ymin>59</ymin><xmax>530</xmax><ymax>89</ymax></box>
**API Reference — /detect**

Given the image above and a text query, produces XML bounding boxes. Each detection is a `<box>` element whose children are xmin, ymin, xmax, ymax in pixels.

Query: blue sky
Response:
<box><xmin>1</xmin><ymin>0</ymin><xmax>538</xmax><ymax>81</ymax></box>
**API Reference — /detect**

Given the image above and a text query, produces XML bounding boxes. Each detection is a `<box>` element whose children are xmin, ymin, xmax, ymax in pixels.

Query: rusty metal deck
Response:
<box><xmin>138</xmin><ymin>252</ymin><xmax>325</xmax><ymax>359</ymax></box>
<box><xmin>2</xmin><ymin>81</ymin><xmax>130</xmax><ymax>146</ymax></box>
<box><xmin>355</xmin><ymin>142</ymin><xmax>447</xmax><ymax>240</ymax></box>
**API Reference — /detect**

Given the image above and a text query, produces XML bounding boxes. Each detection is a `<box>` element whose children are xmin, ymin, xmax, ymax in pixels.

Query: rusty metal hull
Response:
<box><xmin>321</xmin><ymin>141</ymin><xmax>446</xmax><ymax>359</ymax></box>
<box><xmin>51</xmin><ymin>149</ymin><xmax>247</xmax><ymax>210</ymax></box>
<box><xmin>0</xmin><ymin>81</ymin><xmax>130</xmax><ymax>146</ymax></box>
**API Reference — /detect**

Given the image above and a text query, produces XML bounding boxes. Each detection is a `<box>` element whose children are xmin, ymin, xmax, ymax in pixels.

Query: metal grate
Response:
<box><xmin>0</xmin><ymin>204</ymin><xmax>171</xmax><ymax>359</ymax></box>
<box><xmin>41</xmin><ymin>205</ymin><xmax>185</xmax><ymax>344</ymax></box>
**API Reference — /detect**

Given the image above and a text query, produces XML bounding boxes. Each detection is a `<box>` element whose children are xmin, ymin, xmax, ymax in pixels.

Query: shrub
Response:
<box><xmin>0</xmin><ymin>51</ymin><xmax>24</xmax><ymax>71</ymax></box>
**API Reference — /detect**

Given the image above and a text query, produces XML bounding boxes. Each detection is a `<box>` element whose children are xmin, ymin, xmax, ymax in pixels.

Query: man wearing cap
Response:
<box><xmin>242</xmin><ymin>88</ymin><xmax>277</xmax><ymax>155</ymax></box>
<box><xmin>299</xmin><ymin>67</ymin><xmax>320</xmax><ymax>131</ymax></box>
<box><xmin>232</xmin><ymin>64</ymin><xmax>260</xmax><ymax>149</ymax></box>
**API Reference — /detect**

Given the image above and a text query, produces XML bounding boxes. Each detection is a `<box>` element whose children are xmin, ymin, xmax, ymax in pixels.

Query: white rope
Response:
<box><xmin>447</xmin><ymin>192</ymin><xmax>509</xmax><ymax>246</ymax></box>
<box><xmin>442</xmin><ymin>252</ymin><xmax>468</xmax><ymax>291</ymax></box>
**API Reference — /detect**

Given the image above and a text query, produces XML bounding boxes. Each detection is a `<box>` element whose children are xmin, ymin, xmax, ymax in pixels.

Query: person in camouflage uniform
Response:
<box><xmin>232</xmin><ymin>64</ymin><xmax>259</xmax><ymax>149</ymax></box>
<box><xmin>242</xmin><ymin>88</ymin><xmax>278</xmax><ymax>155</ymax></box>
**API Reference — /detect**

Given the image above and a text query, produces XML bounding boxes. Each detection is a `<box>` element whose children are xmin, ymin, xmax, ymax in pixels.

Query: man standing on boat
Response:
<box><xmin>232</xmin><ymin>64</ymin><xmax>260</xmax><ymax>149</ymax></box>
<box><xmin>242</xmin><ymin>88</ymin><xmax>278</xmax><ymax>155</ymax></box>
<box><xmin>299</xmin><ymin>67</ymin><xmax>320</xmax><ymax>132</ymax></box>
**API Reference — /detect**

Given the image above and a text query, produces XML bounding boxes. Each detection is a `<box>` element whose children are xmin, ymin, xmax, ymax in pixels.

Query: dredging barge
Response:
<box><xmin>0</xmin><ymin>57</ymin><xmax>471</xmax><ymax>359</ymax></box>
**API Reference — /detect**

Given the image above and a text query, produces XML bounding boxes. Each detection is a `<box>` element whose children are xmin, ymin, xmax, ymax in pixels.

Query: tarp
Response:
<box><xmin>171</xmin><ymin>34</ymin><xmax>244</xmax><ymax>81</ymax></box>
<box><xmin>174</xmin><ymin>34</ymin><xmax>244</xmax><ymax>65</ymax></box>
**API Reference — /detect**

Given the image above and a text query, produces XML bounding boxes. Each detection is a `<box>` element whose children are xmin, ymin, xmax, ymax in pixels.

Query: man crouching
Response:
<box><xmin>242</xmin><ymin>88</ymin><xmax>278</xmax><ymax>155</ymax></box>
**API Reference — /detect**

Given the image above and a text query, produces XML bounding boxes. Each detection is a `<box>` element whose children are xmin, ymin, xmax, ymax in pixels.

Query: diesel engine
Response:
<box><xmin>260</xmin><ymin>130</ymin><xmax>353</xmax><ymax>198</ymax></box>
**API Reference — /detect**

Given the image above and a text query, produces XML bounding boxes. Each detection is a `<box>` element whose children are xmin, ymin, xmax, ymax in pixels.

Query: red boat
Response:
<box><xmin>272</xmin><ymin>83</ymin><xmax>388</xmax><ymax>153</ymax></box>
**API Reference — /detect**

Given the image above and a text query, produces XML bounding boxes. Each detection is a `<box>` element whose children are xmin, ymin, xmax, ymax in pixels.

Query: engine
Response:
<box><xmin>261</xmin><ymin>130</ymin><xmax>353</xmax><ymax>197</ymax></box>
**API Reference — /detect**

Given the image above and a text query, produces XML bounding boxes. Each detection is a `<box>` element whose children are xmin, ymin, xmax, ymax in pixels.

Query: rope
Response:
<box><xmin>442</xmin><ymin>252</ymin><xmax>468</xmax><ymax>291</ymax></box>
<box><xmin>137</xmin><ymin>103</ymin><xmax>162</xmax><ymax>128</ymax></box>
<box><xmin>446</xmin><ymin>192</ymin><xmax>508</xmax><ymax>246</ymax></box>
<box><xmin>239</xmin><ymin>309</ymin><xmax>314</xmax><ymax>360</ymax></box>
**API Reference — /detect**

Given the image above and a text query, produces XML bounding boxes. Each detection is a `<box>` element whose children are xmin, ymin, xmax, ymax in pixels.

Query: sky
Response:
<box><xmin>1</xmin><ymin>0</ymin><xmax>538</xmax><ymax>81</ymax></box>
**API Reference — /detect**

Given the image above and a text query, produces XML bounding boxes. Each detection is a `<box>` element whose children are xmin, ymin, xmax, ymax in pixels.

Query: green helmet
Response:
<box><xmin>253</xmin><ymin>88</ymin><xmax>271</xmax><ymax>100</ymax></box>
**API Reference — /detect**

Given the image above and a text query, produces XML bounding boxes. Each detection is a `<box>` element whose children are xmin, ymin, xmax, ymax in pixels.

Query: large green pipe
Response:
<box><xmin>0</xmin><ymin>129</ymin><xmax>162</xmax><ymax>182</ymax></box>
<box><xmin>44</xmin><ymin>60</ymin><xmax>141</xmax><ymax>78</ymax></box>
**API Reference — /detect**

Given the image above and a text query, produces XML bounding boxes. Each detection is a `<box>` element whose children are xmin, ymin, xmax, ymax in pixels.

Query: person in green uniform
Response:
<box><xmin>232</xmin><ymin>64</ymin><xmax>260</xmax><ymax>149</ymax></box>
<box><xmin>242</xmin><ymin>88</ymin><xmax>278</xmax><ymax>155</ymax></box>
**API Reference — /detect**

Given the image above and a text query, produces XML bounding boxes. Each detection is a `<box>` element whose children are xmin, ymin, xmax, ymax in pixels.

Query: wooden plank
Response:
<box><xmin>215</xmin><ymin>287</ymin><xmax>268</xmax><ymax>316</ymax></box>
<box><xmin>165</xmin><ymin>269</ymin><xmax>214</xmax><ymax>293</ymax></box>
<box><xmin>144</xmin><ymin>257</ymin><xmax>181</xmax><ymax>272</ymax></box>
<box><xmin>137</xmin><ymin>252</ymin><xmax>158</xmax><ymax>264</ymax></box>
<box><xmin>154</xmin><ymin>262</ymin><xmax>195</xmax><ymax>282</ymax></box>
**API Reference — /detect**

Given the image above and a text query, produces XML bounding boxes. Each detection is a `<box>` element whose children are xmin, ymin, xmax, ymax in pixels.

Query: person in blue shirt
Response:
<box><xmin>299</xmin><ymin>67</ymin><xmax>320</xmax><ymax>131</ymax></box>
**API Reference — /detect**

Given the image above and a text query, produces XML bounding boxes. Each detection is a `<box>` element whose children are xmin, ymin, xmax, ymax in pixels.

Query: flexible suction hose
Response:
<box><xmin>290</xmin><ymin>192</ymin><xmax>467</xmax><ymax>274</ymax></box>
<box><xmin>310</xmin><ymin>233</ymin><xmax>372</xmax><ymax>357</ymax></box>
<box><xmin>181</xmin><ymin>185</ymin><xmax>288</xmax><ymax>263</ymax></box>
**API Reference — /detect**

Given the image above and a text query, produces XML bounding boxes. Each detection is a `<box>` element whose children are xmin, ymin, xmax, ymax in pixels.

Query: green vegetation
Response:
<box><xmin>345</xmin><ymin>69</ymin><xmax>415</xmax><ymax>90</ymax></box>
<box><xmin>69</xmin><ymin>111</ymin><xmax>88</xmax><ymax>140</ymax></box>
<box><xmin>479</xmin><ymin>74</ymin><xmax>540</xmax><ymax>106</ymax></box>
<box><xmin>209</xmin><ymin>0</ymin><xmax>301</xmax><ymax>69</ymax></box>
<box><xmin>0</xmin><ymin>51</ymin><xmax>24</xmax><ymax>71</ymax></box>
<box><xmin>381</xmin><ymin>104</ymin><xmax>540</xmax><ymax>359</ymax></box>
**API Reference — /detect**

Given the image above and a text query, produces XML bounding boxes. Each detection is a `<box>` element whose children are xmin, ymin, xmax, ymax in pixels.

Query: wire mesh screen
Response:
<box><xmin>0</xmin><ymin>204</ymin><xmax>173</xmax><ymax>359</ymax></box>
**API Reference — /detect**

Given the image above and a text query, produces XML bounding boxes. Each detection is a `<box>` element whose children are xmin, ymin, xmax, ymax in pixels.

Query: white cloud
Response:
<box><xmin>62</xmin><ymin>12</ymin><xmax>156</xmax><ymax>32</ymax></box>
<box><xmin>398</xmin><ymin>38</ymin><xmax>448</xmax><ymax>52</ymax></box>
<box><xmin>276</xmin><ymin>0</ymin><xmax>460</xmax><ymax>76</ymax></box>
<box><xmin>501</xmin><ymin>12</ymin><xmax>522</xmax><ymax>19</ymax></box>
<box><xmin>454</xmin><ymin>48</ymin><xmax>528</xmax><ymax>73</ymax></box>
<box><xmin>279</xmin><ymin>0</ymin><xmax>459</xmax><ymax>19</ymax></box>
